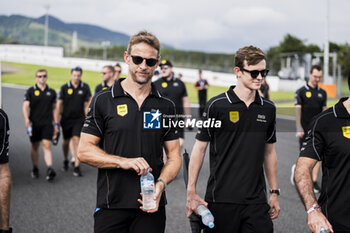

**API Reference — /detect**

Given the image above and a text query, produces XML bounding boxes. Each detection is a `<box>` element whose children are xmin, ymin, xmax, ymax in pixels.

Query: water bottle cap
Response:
<box><xmin>209</xmin><ymin>222</ymin><xmax>214</xmax><ymax>228</ymax></box>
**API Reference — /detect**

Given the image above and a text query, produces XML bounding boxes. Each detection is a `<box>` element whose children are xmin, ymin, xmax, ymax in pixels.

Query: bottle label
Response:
<box><xmin>141</xmin><ymin>178</ymin><xmax>154</xmax><ymax>188</ymax></box>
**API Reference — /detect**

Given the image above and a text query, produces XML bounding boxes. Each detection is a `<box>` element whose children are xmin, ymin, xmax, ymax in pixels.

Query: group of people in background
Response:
<box><xmin>0</xmin><ymin>30</ymin><xmax>349</xmax><ymax>233</ymax></box>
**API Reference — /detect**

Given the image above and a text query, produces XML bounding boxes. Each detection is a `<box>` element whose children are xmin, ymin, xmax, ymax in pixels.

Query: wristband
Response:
<box><xmin>307</xmin><ymin>204</ymin><xmax>321</xmax><ymax>214</ymax></box>
<box><xmin>156</xmin><ymin>179</ymin><xmax>167</xmax><ymax>190</ymax></box>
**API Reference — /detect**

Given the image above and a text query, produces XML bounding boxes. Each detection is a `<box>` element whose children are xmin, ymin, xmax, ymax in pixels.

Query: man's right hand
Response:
<box><xmin>307</xmin><ymin>210</ymin><xmax>333</xmax><ymax>233</ymax></box>
<box><xmin>186</xmin><ymin>191</ymin><xmax>207</xmax><ymax>217</ymax></box>
<box><xmin>25</xmin><ymin>119</ymin><xmax>31</xmax><ymax>129</ymax></box>
<box><xmin>118</xmin><ymin>157</ymin><xmax>151</xmax><ymax>175</ymax></box>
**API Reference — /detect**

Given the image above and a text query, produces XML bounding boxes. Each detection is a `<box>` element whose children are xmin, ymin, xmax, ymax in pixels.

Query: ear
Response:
<box><xmin>233</xmin><ymin>67</ymin><xmax>241</xmax><ymax>76</ymax></box>
<box><xmin>124</xmin><ymin>51</ymin><xmax>130</xmax><ymax>64</ymax></box>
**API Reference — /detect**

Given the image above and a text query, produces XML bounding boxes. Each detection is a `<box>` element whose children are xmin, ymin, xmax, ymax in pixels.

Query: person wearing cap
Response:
<box><xmin>0</xmin><ymin>108</ymin><xmax>12</xmax><ymax>232</ymax></box>
<box><xmin>294</xmin><ymin>73</ymin><xmax>350</xmax><ymax>233</ymax></box>
<box><xmin>187</xmin><ymin>46</ymin><xmax>280</xmax><ymax>233</ymax></box>
<box><xmin>194</xmin><ymin>69</ymin><xmax>209</xmax><ymax>117</ymax></box>
<box><xmin>291</xmin><ymin>65</ymin><xmax>327</xmax><ymax>193</ymax></box>
<box><xmin>22</xmin><ymin>69</ymin><xmax>58</xmax><ymax>181</ymax></box>
<box><xmin>95</xmin><ymin>65</ymin><xmax>115</xmax><ymax>94</ymax></box>
<box><xmin>153</xmin><ymin>59</ymin><xmax>191</xmax><ymax>149</ymax></box>
<box><xmin>114</xmin><ymin>63</ymin><xmax>122</xmax><ymax>81</ymax></box>
<box><xmin>77</xmin><ymin>30</ymin><xmax>182</xmax><ymax>233</ymax></box>
<box><xmin>55</xmin><ymin>66</ymin><xmax>91</xmax><ymax>176</ymax></box>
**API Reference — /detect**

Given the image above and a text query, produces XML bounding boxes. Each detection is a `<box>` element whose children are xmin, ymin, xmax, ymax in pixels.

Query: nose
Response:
<box><xmin>139</xmin><ymin>59</ymin><xmax>148</xmax><ymax>69</ymax></box>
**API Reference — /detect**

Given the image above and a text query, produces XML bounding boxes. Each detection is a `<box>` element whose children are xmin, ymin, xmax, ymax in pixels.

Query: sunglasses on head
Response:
<box><xmin>240</xmin><ymin>68</ymin><xmax>269</xmax><ymax>79</ymax></box>
<box><xmin>36</xmin><ymin>74</ymin><xmax>47</xmax><ymax>78</ymax></box>
<box><xmin>130</xmin><ymin>55</ymin><xmax>158</xmax><ymax>67</ymax></box>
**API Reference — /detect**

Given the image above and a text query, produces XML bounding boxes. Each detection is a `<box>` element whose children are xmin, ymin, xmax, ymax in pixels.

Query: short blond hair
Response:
<box><xmin>127</xmin><ymin>30</ymin><xmax>161</xmax><ymax>57</ymax></box>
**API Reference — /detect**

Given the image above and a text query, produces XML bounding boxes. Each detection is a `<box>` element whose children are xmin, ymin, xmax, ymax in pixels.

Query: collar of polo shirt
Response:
<box><xmin>226</xmin><ymin>85</ymin><xmax>263</xmax><ymax>105</ymax></box>
<box><xmin>111</xmin><ymin>78</ymin><xmax>162</xmax><ymax>99</ymax></box>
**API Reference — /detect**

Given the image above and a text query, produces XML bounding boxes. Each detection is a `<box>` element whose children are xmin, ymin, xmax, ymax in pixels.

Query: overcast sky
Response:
<box><xmin>1</xmin><ymin>0</ymin><xmax>349</xmax><ymax>53</ymax></box>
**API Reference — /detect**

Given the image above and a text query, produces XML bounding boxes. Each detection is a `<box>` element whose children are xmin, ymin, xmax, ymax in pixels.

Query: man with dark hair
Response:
<box><xmin>22</xmin><ymin>69</ymin><xmax>58</xmax><ymax>181</ymax></box>
<box><xmin>78</xmin><ymin>30</ymin><xmax>182</xmax><ymax>233</ymax></box>
<box><xmin>95</xmin><ymin>65</ymin><xmax>115</xmax><ymax>93</ymax></box>
<box><xmin>55</xmin><ymin>67</ymin><xmax>91</xmax><ymax>176</ymax></box>
<box><xmin>153</xmin><ymin>59</ymin><xmax>191</xmax><ymax>150</ymax></box>
<box><xmin>291</xmin><ymin>65</ymin><xmax>327</xmax><ymax>193</ymax></box>
<box><xmin>294</xmin><ymin>74</ymin><xmax>350</xmax><ymax>233</ymax></box>
<box><xmin>0</xmin><ymin>108</ymin><xmax>11</xmax><ymax>232</ymax></box>
<box><xmin>194</xmin><ymin>69</ymin><xmax>209</xmax><ymax>117</ymax></box>
<box><xmin>114</xmin><ymin>63</ymin><xmax>122</xmax><ymax>81</ymax></box>
<box><xmin>187</xmin><ymin>46</ymin><xmax>280</xmax><ymax>233</ymax></box>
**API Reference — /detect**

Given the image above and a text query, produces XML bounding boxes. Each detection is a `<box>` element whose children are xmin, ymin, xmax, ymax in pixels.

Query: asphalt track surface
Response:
<box><xmin>3</xmin><ymin>86</ymin><xmax>314</xmax><ymax>233</ymax></box>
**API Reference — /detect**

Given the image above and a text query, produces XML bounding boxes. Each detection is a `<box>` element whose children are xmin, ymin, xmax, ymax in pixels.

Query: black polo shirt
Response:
<box><xmin>295</xmin><ymin>83</ymin><xmax>327</xmax><ymax>130</ymax></box>
<box><xmin>299</xmin><ymin>98</ymin><xmax>350</xmax><ymax>231</ymax></box>
<box><xmin>24</xmin><ymin>85</ymin><xmax>57</xmax><ymax>125</ymax></box>
<box><xmin>81</xmin><ymin>78</ymin><xmax>179</xmax><ymax>209</ymax></box>
<box><xmin>195</xmin><ymin>79</ymin><xmax>208</xmax><ymax>99</ymax></box>
<box><xmin>0</xmin><ymin>109</ymin><xmax>9</xmax><ymax>164</ymax></box>
<box><xmin>95</xmin><ymin>81</ymin><xmax>113</xmax><ymax>94</ymax></box>
<box><xmin>196</xmin><ymin>86</ymin><xmax>276</xmax><ymax>204</ymax></box>
<box><xmin>58</xmin><ymin>81</ymin><xmax>91</xmax><ymax>121</ymax></box>
<box><xmin>153</xmin><ymin>77</ymin><xmax>187</xmax><ymax>115</ymax></box>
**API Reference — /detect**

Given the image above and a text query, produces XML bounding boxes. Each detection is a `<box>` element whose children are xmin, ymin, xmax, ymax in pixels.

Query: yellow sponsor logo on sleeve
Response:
<box><xmin>67</xmin><ymin>88</ymin><xmax>73</xmax><ymax>95</ymax></box>
<box><xmin>342</xmin><ymin>126</ymin><xmax>350</xmax><ymax>139</ymax></box>
<box><xmin>117</xmin><ymin>104</ymin><xmax>128</xmax><ymax>117</ymax></box>
<box><xmin>161</xmin><ymin>82</ymin><xmax>168</xmax><ymax>88</ymax></box>
<box><xmin>306</xmin><ymin>91</ymin><xmax>312</xmax><ymax>98</ymax></box>
<box><xmin>34</xmin><ymin>90</ymin><xmax>40</xmax><ymax>96</ymax></box>
<box><xmin>229</xmin><ymin>111</ymin><xmax>239</xmax><ymax>123</ymax></box>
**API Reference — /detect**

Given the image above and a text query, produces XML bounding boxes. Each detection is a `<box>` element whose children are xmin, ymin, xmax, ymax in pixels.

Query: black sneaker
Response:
<box><xmin>31</xmin><ymin>167</ymin><xmax>39</xmax><ymax>178</ymax></box>
<box><xmin>62</xmin><ymin>160</ymin><xmax>69</xmax><ymax>171</ymax></box>
<box><xmin>71</xmin><ymin>157</ymin><xmax>75</xmax><ymax>167</ymax></box>
<box><xmin>313</xmin><ymin>182</ymin><xmax>321</xmax><ymax>194</ymax></box>
<box><xmin>46</xmin><ymin>168</ymin><xmax>56</xmax><ymax>181</ymax></box>
<box><xmin>73</xmin><ymin>166</ymin><xmax>82</xmax><ymax>177</ymax></box>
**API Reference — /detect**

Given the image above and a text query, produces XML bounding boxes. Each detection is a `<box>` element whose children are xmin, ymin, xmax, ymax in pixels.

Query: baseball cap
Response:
<box><xmin>159</xmin><ymin>59</ymin><xmax>173</xmax><ymax>68</ymax></box>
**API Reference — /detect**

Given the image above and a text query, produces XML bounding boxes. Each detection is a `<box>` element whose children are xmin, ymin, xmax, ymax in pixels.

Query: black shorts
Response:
<box><xmin>204</xmin><ymin>203</ymin><xmax>273</xmax><ymax>233</ymax></box>
<box><xmin>61</xmin><ymin>118</ymin><xmax>84</xmax><ymax>140</ymax></box>
<box><xmin>30</xmin><ymin>123</ymin><xmax>53</xmax><ymax>143</ymax></box>
<box><xmin>94</xmin><ymin>207</ymin><xmax>166</xmax><ymax>233</ymax></box>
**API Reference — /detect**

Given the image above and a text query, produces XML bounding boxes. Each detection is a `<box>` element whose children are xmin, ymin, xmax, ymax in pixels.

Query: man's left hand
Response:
<box><xmin>269</xmin><ymin>194</ymin><xmax>280</xmax><ymax>219</ymax></box>
<box><xmin>137</xmin><ymin>181</ymin><xmax>164</xmax><ymax>213</ymax></box>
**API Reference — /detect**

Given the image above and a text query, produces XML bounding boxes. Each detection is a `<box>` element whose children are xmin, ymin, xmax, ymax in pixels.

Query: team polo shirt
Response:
<box><xmin>58</xmin><ymin>81</ymin><xmax>91</xmax><ymax>121</ymax></box>
<box><xmin>194</xmin><ymin>79</ymin><xmax>208</xmax><ymax>99</ymax></box>
<box><xmin>196</xmin><ymin>86</ymin><xmax>276</xmax><ymax>204</ymax></box>
<box><xmin>0</xmin><ymin>109</ymin><xmax>9</xmax><ymax>164</ymax></box>
<box><xmin>24</xmin><ymin>85</ymin><xmax>57</xmax><ymax>124</ymax></box>
<box><xmin>295</xmin><ymin>83</ymin><xmax>327</xmax><ymax>129</ymax></box>
<box><xmin>95</xmin><ymin>81</ymin><xmax>113</xmax><ymax>94</ymax></box>
<box><xmin>153</xmin><ymin>77</ymin><xmax>187</xmax><ymax>115</ymax></box>
<box><xmin>299</xmin><ymin>98</ymin><xmax>350</xmax><ymax>231</ymax></box>
<box><xmin>81</xmin><ymin>78</ymin><xmax>179</xmax><ymax>209</ymax></box>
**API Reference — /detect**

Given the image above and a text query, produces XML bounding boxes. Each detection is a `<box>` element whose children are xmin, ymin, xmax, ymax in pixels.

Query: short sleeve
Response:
<box><xmin>294</xmin><ymin>89</ymin><xmax>302</xmax><ymax>105</ymax></box>
<box><xmin>81</xmin><ymin>95</ymin><xmax>104</xmax><ymax>138</ymax></box>
<box><xmin>58</xmin><ymin>86</ymin><xmax>65</xmax><ymax>100</ymax></box>
<box><xmin>266</xmin><ymin>105</ymin><xmax>277</xmax><ymax>143</ymax></box>
<box><xmin>84</xmin><ymin>84</ymin><xmax>92</xmax><ymax>102</ymax></box>
<box><xmin>182</xmin><ymin>82</ymin><xmax>188</xmax><ymax>97</ymax></box>
<box><xmin>0</xmin><ymin>110</ymin><xmax>9</xmax><ymax>164</ymax></box>
<box><xmin>52</xmin><ymin>90</ymin><xmax>57</xmax><ymax>104</ymax></box>
<box><xmin>322</xmin><ymin>91</ymin><xmax>327</xmax><ymax>107</ymax></box>
<box><xmin>163</xmin><ymin>101</ymin><xmax>179</xmax><ymax>141</ymax></box>
<box><xmin>195</xmin><ymin>101</ymin><xmax>213</xmax><ymax>142</ymax></box>
<box><xmin>299</xmin><ymin>117</ymin><xmax>324</xmax><ymax>161</ymax></box>
<box><xmin>24</xmin><ymin>89</ymin><xmax>31</xmax><ymax>101</ymax></box>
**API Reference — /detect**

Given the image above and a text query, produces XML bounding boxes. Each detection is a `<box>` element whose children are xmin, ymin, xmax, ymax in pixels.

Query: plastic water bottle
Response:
<box><xmin>320</xmin><ymin>228</ymin><xmax>327</xmax><ymax>233</ymax></box>
<box><xmin>140</xmin><ymin>169</ymin><xmax>156</xmax><ymax>210</ymax></box>
<box><xmin>52</xmin><ymin>131</ymin><xmax>60</xmax><ymax>146</ymax></box>
<box><xmin>197</xmin><ymin>204</ymin><xmax>215</xmax><ymax>228</ymax></box>
<box><xmin>27</xmin><ymin>126</ymin><xmax>32</xmax><ymax>136</ymax></box>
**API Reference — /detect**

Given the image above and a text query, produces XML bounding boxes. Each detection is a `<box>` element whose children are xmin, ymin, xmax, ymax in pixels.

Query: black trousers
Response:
<box><xmin>94</xmin><ymin>207</ymin><xmax>166</xmax><ymax>233</ymax></box>
<box><xmin>204</xmin><ymin>203</ymin><xmax>273</xmax><ymax>233</ymax></box>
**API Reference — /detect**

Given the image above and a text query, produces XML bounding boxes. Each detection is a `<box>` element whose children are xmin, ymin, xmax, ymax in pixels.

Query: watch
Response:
<box><xmin>269</xmin><ymin>189</ymin><xmax>280</xmax><ymax>195</ymax></box>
